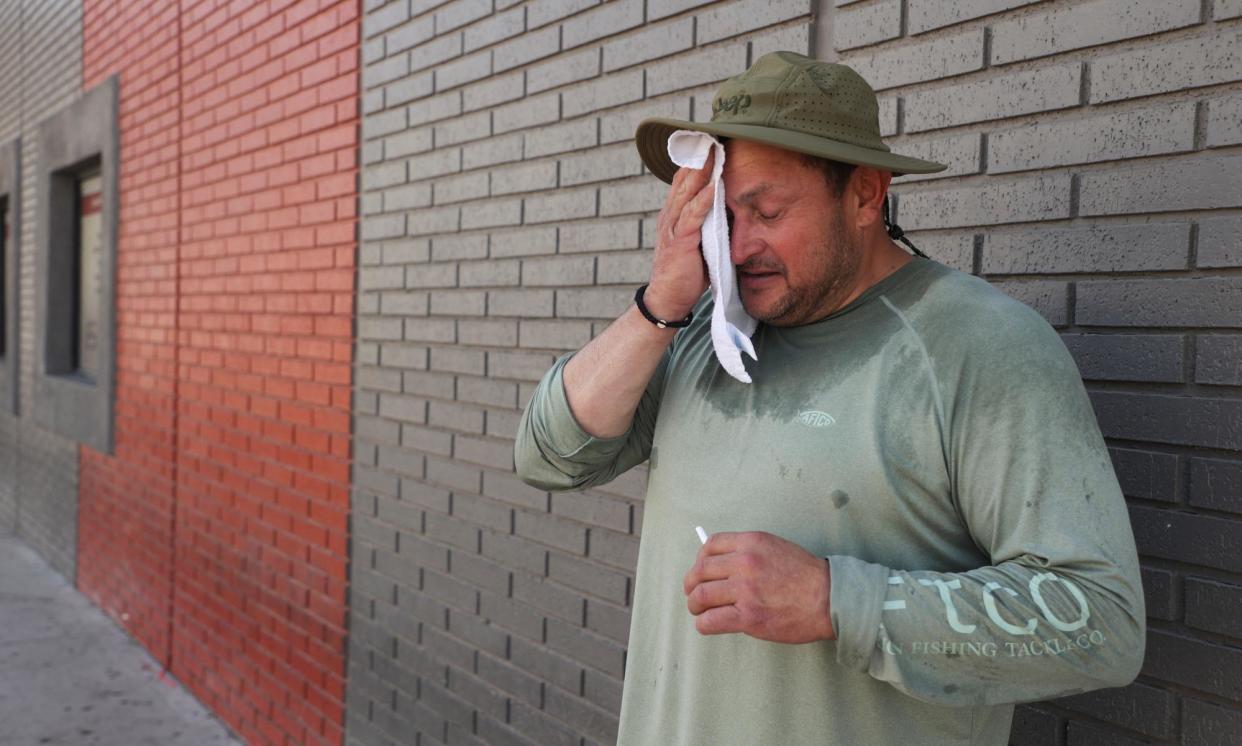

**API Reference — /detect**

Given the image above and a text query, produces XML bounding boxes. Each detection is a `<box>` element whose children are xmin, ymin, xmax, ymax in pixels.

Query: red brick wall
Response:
<box><xmin>77</xmin><ymin>0</ymin><xmax>181</xmax><ymax>671</ymax></box>
<box><xmin>79</xmin><ymin>2</ymin><xmax>358</xmax><ymax>744</ymax></box>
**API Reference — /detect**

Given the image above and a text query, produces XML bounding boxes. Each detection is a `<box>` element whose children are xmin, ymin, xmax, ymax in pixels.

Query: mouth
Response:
<box><xmin>737</xmin><ymin>269</ymin><xmax>782</xmax><ymax>289</ymax></box>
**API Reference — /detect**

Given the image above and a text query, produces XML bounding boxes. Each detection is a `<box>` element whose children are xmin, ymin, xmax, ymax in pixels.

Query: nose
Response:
<box><xmin>728</xmin><ymin>210</ymin><xmax>765</xmax><ymax>266</ymax></box>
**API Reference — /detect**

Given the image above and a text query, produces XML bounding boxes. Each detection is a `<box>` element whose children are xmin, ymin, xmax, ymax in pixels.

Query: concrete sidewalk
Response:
<box><xmin>0</xmin><ymin>533</ymin><xmax>241</xmax><ymax>746</ymax></box>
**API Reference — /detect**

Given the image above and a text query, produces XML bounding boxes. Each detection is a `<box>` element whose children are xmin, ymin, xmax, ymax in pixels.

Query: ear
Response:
<box><xmin>845</xmin><ymin>167</ymin><xmax>893</xmax><ymax>231</ymax></box>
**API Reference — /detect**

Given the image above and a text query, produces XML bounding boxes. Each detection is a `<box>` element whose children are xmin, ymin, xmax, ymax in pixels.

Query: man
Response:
<box><xmin>514</xmin><ymin>52</ymin><xmax>1144</xmax><ymax>745</ymax></box>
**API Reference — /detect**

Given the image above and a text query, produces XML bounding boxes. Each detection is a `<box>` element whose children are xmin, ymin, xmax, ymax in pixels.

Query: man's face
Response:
<box><xmin>723</xmin><ymin>139</ymin><xmax>863</xmax><ymax>327</ymax></box>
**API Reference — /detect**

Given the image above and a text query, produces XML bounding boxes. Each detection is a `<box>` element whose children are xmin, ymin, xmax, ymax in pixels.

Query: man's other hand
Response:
<box><xmin>683</xmin><ymin>531</ymin><xmax>835</xmax><ymax>644</ymax></box>
<box><xmin>644</xmin><ymin>152</ymin><xmax>715</xmax><ymax>321</ymax></box>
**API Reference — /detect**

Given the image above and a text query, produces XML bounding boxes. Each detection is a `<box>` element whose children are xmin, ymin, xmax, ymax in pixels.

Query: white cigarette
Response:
<box><xmin>695</xmin><ymin>526</ymin><xmax>709</xmax><ymax>544</ymax></box>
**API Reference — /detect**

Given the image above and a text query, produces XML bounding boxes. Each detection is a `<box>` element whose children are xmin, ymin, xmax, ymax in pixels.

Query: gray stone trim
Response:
<box><xmin>0</xmin><ymin>136</ymin><xmax>19</xmax><ymax>417</ymax></box>
<box><xmin>31</xmin><ymin>74</ymin><xmax>118</xmax><ymax>455</ymax></box>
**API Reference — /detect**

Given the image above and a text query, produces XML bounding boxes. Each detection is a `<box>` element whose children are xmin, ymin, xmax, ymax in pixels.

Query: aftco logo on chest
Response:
<box><xmin>798</xmin><ymin>410</ymin><xmax>836</xmax><ymax>427</ymax></box>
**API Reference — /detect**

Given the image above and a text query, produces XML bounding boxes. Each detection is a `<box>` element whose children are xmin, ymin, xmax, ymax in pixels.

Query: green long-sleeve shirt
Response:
<box><xmin>515</xmin><ymin>257</ymin><xmax>1145</xmax><ymax>745</ymax></box>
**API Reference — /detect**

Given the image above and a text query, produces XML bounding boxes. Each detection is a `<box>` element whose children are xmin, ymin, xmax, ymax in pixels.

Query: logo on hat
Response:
<box><xmin>713</xmin><ymin>93</ymin><xmax>752</xmax><ymax>117</ymax></box>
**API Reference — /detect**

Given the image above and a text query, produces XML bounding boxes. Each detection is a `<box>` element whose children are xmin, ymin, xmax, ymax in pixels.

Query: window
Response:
<box><xmin>76</xmin><ymin>170</ymin><xmax>103</xmax><ymax>381</ymax></box>
<box><xmin>44</xmin><ymin>155</ymin><xmax>106</xmax><ymax>381</ymax></box>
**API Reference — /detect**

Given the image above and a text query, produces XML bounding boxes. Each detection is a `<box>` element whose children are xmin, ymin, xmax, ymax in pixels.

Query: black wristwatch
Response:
<box><xmin>634</xmin><ymin>284</ymin><xmax>693</xmax><ymax>329</ymax></box>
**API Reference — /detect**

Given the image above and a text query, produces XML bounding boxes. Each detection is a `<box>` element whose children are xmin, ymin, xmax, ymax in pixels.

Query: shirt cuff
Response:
<box><xmin>827</xmin><ymin>554</ymin><xmax>891</xmax><ymax>673</ymax></box>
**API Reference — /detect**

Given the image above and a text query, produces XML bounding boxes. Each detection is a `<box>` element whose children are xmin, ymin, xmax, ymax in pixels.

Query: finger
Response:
<box><xmin>660</xmin><ymin>167</ymin><xmax>693</xmax><ymax>234</ymax></box>
<box><xmin>672</xmin><ymin>164</ymin><xmax>702</xmax><ymax>200</ymax></box>
<box><xmin>670</xmin><ymin>164</ymin><xmax>690</xmax><ymax>195</ymax></box>
<box><xmin>673</xmin><ymin>181</ymin><xmax>716</xmax><ymax>239</ymax></box>
<box><xmin>675</xmin><ymin>152</ymin><xmax>713</xmax><ymax>194</ymax></box>
<box><xmin>694</xmin><ymin>605</ymin><xmax>744</xmax><ymax>636</ymax></box>
<box><xmin>686</xmin><ymin>578</ymin><xmax>737</xmax><ymax>615</ymax></box>
<box><xmin>684</xmin><ymin>157</ymin><xmax>713</xmax><ymax>192</ymax></box>
<box><xmin>685</xmin><ymin>149</ymin><xmax>714</xmax><ymax>187</ymax></box>
<box><xmin>682</xmin><ymin>552</ymin><xmax>735</xmax><ymax>595</ymax></box>
<box><xmin>663</xmin><ymin>158</ymin><xmax>715</xmax><ymax>244</ymax></box>
<box><xmin>670</xmin><ymin>184</ymin><xmax>715</xmax><ymax>243</ymax></box>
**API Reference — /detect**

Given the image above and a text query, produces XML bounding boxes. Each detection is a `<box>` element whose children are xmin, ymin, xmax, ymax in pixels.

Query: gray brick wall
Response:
<box><xmin>0</xmin><ymin>417</ymin><xmax>12</xmax><ymax>534</ymax></box>
<box><xmin>0</xmin><ymin>0</ymin><xmax>19</xmax><ymax>534</ymax></box>
<box><xmin>350</xmin><ymin>1</ymin><xmax>812</xmax><ymax>744</ymax></box>
<box><xmin>830</xmin><ymin>2</ymin><xmax>1242</xmax><ymax>744</ymax></box>
<box><xmin>0</xmin><ymin>0</ymin><xmax>83</xmax><ymax>578</ymax></box>
<box><xmin>351</xmin><ymin>1</ymin><xmax>1242</xmax><ymax>745</ymax></box>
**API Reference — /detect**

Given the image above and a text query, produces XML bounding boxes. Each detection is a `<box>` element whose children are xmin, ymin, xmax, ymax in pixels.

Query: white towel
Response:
<box><xmin>666</xmin><ymin>130</ymin><xmax>758</xmax><ymax>384</ymax></box>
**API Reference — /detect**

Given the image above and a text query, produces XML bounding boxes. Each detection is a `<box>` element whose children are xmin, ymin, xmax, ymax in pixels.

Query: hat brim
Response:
<box><xmin>636</xmin><ymin>117</ymin><xmax>947</xmax><ymax>183</ymax></box>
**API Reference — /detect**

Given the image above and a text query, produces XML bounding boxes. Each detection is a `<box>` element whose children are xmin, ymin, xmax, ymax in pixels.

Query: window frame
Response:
<box><xmin>32</xmin><ymin>75</ymin><xmax>119</xmax><ymax>453</ymax></box>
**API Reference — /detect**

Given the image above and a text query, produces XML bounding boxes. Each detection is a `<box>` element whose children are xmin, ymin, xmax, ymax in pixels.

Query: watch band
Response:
<box><xmin>634</xmin><ymin>284</ymin><xmax>693</xmax><ymax>329</ymax></box>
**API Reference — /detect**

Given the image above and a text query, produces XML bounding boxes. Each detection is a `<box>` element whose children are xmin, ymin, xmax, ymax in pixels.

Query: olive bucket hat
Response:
<box><xmin>635</xmin><ymin>51</ymin><xmax>946</xmax><ymax>183</ymax></box>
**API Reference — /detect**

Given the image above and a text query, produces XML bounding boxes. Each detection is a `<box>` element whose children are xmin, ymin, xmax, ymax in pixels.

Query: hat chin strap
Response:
<box><xmin>883</xmin><ymin>196</ymin><xmax>928</xmax><ymax>259</ymax></box>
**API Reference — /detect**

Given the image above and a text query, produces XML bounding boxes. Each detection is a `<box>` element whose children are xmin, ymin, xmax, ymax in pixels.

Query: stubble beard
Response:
<box><xmin>740</xmin><ymin>223</ymin><xmax>864</xmax><ymax>328</ymax></box>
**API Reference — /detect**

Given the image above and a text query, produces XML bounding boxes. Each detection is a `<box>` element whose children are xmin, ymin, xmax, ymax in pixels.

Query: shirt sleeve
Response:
<box><xmin>827</xmin><ymin>309</ymin><xmax>1146</xmax><ymax>707</ymax></box>
<box><xmin>514</xmin><ymin>348</ymin><xmax>669</xmax><ymax>492</ymax></box>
